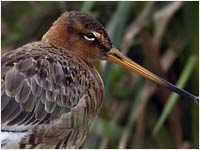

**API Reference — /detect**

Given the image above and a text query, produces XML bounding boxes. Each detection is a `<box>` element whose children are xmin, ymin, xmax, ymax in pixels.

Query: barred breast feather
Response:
<box><xmin>1</xmin><ymin>41</ymin><xmax>104</xmax><ymax>148</ymax></box>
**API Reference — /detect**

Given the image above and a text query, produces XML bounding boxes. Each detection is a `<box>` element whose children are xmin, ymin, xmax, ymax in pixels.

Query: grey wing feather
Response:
<box><xmin>45</xmin><ymin>100</ymin><xmax>57</xmax><ymax>113</ymax></box>
<box><xmin>1</xmin><ymin>43</ymin><xmax>95</xmax><ymax>128</ymax></box>
<box><xmin>34</xmin><ymin>101</ymin><xmax>48</xmax><ymax>120</ymax></box>
<box><xmin>15</xmin><ymin>80</ymin><xmax>32</xmax><ymax>103</ymax></box>
<box><xmin>1</xmin><ymin>93</ymin><xmax>11</xmax><ymax>110</ymax></box>
<box><xmin>2</xmin><ymin>100</ymin><xmax>20</xmax><ymax>123</ymax></box>
<box><xmin>31</xmin><ymin>78</ymin><xmax>42</xmax><ymax>96</ymax></box>
<box><xmin>1</xmin><ymin>42</ymin><xmax>103</xmax><ymax>148</ymax></box>
<box><xmin>7</xmin><ymin>111</ymin><xmax>30</xmax><ymax>126</ymax></box>
<box><xmin>20</xmin><ymin>93</ymin><xmax>36</xmax><ymax>112</ymax></box>
<box><xmin>5</xmin><ymin>67</ymin><xmax>24</xmax><ymax>97</ymax></box>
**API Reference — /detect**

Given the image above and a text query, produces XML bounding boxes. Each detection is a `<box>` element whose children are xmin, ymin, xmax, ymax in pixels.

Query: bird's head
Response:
<box><xmin>42</xmin><ymin>11</ymin><xmax>112</xmax><ymax>61</ymax></box>
<box><xmin>42</xmin><ymin>11</ymin><xmax>198</xmax><ymax>103</ymax></box>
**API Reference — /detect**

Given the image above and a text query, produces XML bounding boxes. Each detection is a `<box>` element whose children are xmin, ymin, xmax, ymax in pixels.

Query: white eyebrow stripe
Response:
<box><xmin>91</xmin><ymin>31</ymin><xmax>101</xmax><ymax>38</ymax></box>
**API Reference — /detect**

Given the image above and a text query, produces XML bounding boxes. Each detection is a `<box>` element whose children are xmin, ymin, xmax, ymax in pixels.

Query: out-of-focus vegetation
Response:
<box><xmin>1</xmin><ymin>1</ymin><xmax>199</xmax><ymax>149</ymax></box>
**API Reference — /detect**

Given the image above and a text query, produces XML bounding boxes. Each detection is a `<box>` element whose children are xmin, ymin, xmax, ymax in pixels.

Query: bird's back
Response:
<box><xmin>1</xmin><ymin>41</ymin><xmax>104</xmax><ymax>148</ymax></box>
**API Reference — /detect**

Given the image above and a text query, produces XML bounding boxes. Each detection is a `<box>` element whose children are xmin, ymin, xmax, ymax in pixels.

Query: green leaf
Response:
<box><xmin>81</xmin><ymin>1</ymin><xmax>95</xmax><ymax>13</ymax></box>
<box><xmin>103</xmin><ymin>1</ymin><xmax>133</xmax><ymax>103</ymax></box>
<box><xmin>153</xmin><ymin>55</ymin><xmax>198</xmax><ymax>135</ymax></box>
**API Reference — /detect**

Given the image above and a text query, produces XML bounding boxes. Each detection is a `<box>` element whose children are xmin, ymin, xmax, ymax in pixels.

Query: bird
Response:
<box><xmin>1</xmin><ymin>11</ymin><xmax>198</xmax><ymax>149</ymax></box>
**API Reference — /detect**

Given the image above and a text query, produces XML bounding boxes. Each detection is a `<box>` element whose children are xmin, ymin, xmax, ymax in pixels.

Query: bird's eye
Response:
<box><xmin>84</xmin><ymin>32</ymin><xmax>96</xmax><ymax>41</ymax></box>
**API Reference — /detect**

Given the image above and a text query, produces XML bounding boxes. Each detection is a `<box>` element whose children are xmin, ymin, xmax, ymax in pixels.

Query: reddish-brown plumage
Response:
<box><xmin>2</xmin><ymin>11</ymin><xmax>108</xmax><ymax>148</ymax></box>
<box><xmin>42</xmin><ymin>11</ymin><xmax>112</xmax><ymax>61</ymax></box>
<box><xmin>1</xmin><ymin>10</ymin><xmax>198</xmax><ymax>149</ymax></box>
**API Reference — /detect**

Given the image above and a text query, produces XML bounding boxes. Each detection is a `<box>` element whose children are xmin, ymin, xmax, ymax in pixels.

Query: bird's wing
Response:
<box><xmin>1</xmin><ymin>42</ymin><xmax>102</xmax><ymax>132</ymax></box>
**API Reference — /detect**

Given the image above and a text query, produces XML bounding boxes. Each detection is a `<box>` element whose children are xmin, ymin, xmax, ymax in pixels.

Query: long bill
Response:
<box><xmin>106</xmin><ymin>47</ymin><xmax>199</xmax><ymax>103</ymax></box>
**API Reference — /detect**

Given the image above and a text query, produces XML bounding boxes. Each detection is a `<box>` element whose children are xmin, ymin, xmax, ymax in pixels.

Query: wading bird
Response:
<box><xmin>1</xmin><ymin>11</ymin><xmax>198</xmax><ymax>149</ymax></box>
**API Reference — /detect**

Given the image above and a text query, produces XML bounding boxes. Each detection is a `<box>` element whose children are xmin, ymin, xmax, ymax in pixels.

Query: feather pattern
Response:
<box><xmin>1</xmin><ymin>41</ymin><xmax>104</xmax><ymax>148</ymax></box>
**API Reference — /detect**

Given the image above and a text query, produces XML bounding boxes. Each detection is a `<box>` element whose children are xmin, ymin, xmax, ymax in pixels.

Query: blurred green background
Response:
<box><xmin>1</xmin><ymin>1</ymin><xmax>199</xmax><ymax>149</ymax></box>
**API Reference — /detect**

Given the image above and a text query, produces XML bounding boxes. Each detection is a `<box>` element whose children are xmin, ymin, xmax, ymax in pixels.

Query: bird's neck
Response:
<box><xmin>42</xmin><ymin>20</ymin><xmax>94</xmax><ymax>62</ymax></box>
<box><xmin>42</xmin><ymin>15</ymin><xmax>70</xmax><ymax>50</ymax></box>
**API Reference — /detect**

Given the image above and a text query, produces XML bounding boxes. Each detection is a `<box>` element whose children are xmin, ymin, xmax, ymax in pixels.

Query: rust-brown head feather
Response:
<box><xmin>42</xmin><ymin>11</ymin><xmax>112</xmax><ymax>61</ymax></box>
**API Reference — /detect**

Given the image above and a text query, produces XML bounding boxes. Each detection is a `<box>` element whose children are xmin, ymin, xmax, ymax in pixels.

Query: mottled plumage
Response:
<box><xmin>2</xmin><ymin>10</ymin><xmax>198</xmax><ymax>149</ymax></box>
<box><xmin>2</xmin><ymin>42</ymin><xmax>103</xmax><ymax>148</ymax></box>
